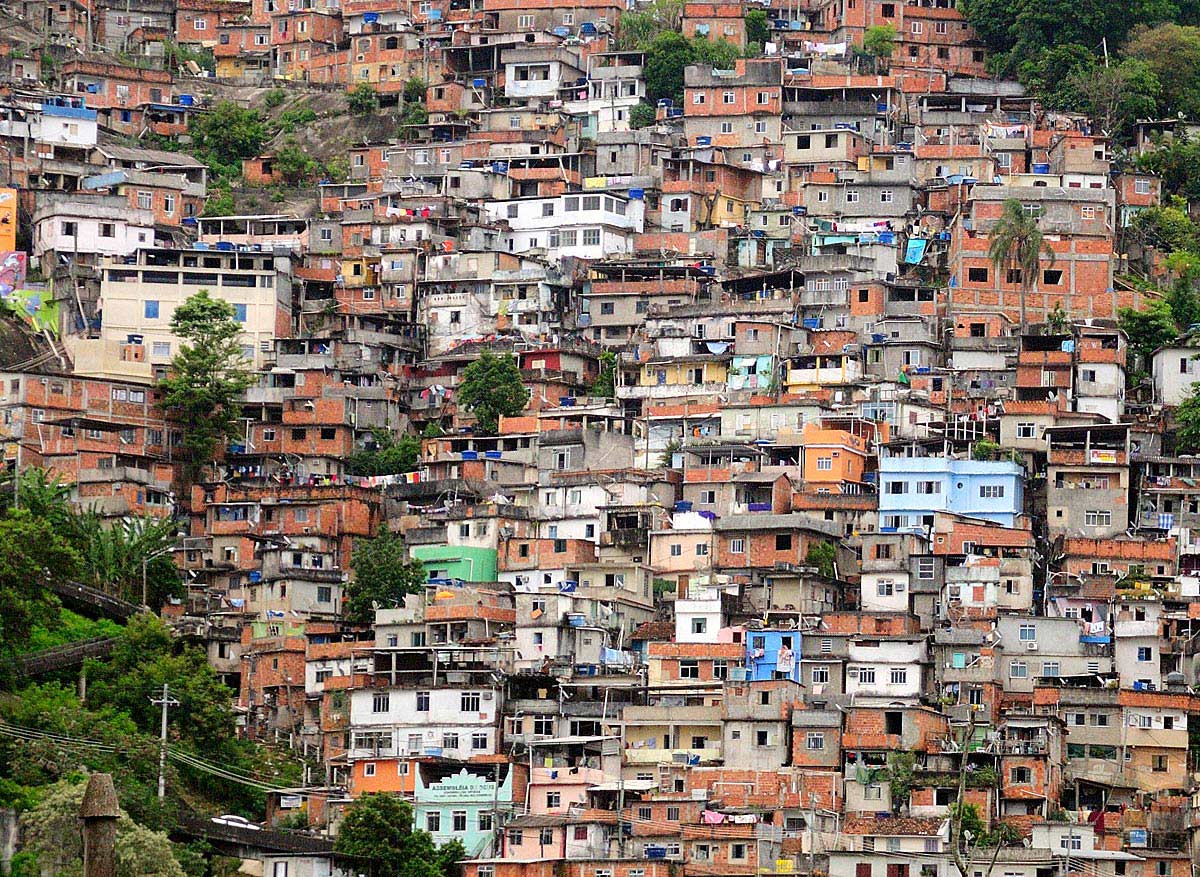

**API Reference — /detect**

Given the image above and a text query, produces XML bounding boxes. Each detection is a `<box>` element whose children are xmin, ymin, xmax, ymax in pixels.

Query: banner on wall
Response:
<box><xmin>0</xmin><ymin>189</ymin><xmax>15</xmax><ymax>253</ymax></box>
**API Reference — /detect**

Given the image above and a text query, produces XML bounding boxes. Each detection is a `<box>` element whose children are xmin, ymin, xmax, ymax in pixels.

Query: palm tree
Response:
<box><xmin>987</xmin><ymin>199</ymin><xmax>1057</xmax><ymax>332</ymax></box>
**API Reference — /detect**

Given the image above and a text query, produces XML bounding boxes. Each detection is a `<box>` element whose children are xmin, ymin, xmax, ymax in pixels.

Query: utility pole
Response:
<box><xmin>150</xmin><ymin>684</ymin><xmax>179</xmax><ymax>800</ymax></box>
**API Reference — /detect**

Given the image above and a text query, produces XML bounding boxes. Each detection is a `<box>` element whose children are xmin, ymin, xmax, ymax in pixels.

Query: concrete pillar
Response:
<box><xmin>80</xmin><ymin>773</ymin><xmax>120</xmax><ymax>877</ymax></box>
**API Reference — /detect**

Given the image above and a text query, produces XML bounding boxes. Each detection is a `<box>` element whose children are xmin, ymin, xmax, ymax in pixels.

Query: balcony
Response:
<box><xmin>76</xmin><ymin>466</ymin><xmax>161</xmax><ymax>486</ymax></box>
<box><xmin>624</xmin><ymin>746</ymin><xmax>720</xmax><ymax>765</ymax></box>
<box><xmin>941</xmin><ymin>661</ymin><xmax>993</xmax><ymax>684</ymax></box>
<box><xmin>1001</xmin><ymin>738</ymin><xmax>1047</xmax><ymax>755</ymax></box>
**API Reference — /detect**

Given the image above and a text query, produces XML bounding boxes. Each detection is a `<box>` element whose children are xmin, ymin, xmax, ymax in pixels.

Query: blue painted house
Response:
<box><xmin>745</xmin><ymin>629</ymin><xmax>801</xmax><ymax>682</ymax></box>
<box><xmin>878</xmin><ymin>457</ymin><xmax>1024</xmax><ymax>530</ymax></box>
<box><xmin>414</xmin><ymin>764</ymin><xmax>516</xmax><ymax>857</ymax></box>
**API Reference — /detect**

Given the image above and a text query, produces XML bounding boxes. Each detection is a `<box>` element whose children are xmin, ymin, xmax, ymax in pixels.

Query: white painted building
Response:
<box><xmin>484</xmin><ymin>193</ymin><xmax>644</xmax><ymax>261</ymax></box>
<box><xmin>858</xmin><ymin>570</ymin><xmax>910</xmax><ymax>613</ymax></box>
<box><xmin>348</xmin><ymin>686</ymin><xmax>500</xmax><ymax>761</ymax></box>
<box><xmin>845</xmin><ymin>637</ymin><xmax>925</xmax><ymax>702</ymax></box>
<box><xmin>1152</xmin><ymin>344</ymin><xmax>1199</xmax><ymax>406</ymax></box>
<box><xmin>675</xmin><ymin>582</ymin><xmax>726</xmax><ymax>644</ymax></box>
<box><xmin>31</xmin><ymin>195</ymin><xmax>154</xmax><ymax>268</ymax></box>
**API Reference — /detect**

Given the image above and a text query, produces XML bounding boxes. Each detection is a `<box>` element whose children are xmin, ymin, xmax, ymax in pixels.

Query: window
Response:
<box><xmin>1041</xmin><ymin>662</ymin><xmax>1060</xmax><ymax>677</ymax></box>
<box><xmin>582</xmin><ymin>228</ymin><xmax>601</xmax><ymax>247</ymax></box>
<box><xmin>1019</xmin><ymin>624</ymin><xmax>1037</xmax><ymax>641</ymax></box>
<box><xmin>232</xmin><ymin>303</ymin><xmax>247</xmax><ymax>323</ymax></box>
<box><xmin>1017</xmin><ymin>422</ymin><xmax>1036</xmax><ymax>439</ymax></box>
<box><xmin>442</xmin><ymin>733</ymin><xmax>459</xmax><ymax>749</ymax></box>
<box><xmin>816</xmin><ymin>456</ymin><xmax>833</xmax><ymax>471</ymax></box>
<box><xmin>846</xmin><ymin>189</ymin><xmax>859</xmax><ymax>203</ymax></box>
<box><xmin>811</xmin><ymin>666</ymin><xmax>829</xmax><ymax>684</ymax></box>
<box><xmin>979</xmin><ymin>485</ymin><xmax>1005</xmax><ymax>499</ymax></box>
<box><xmin>806</xmin><ymin>732</ymin><xmax>824</xmax><ymax>750</ymax></box>
<box><xmin>137</xmin><ymin>191</ymin><xmax>153</xmax><ymax>210</ymax></box>
<box><xmin>1010</xmin><ymin>660</ymin><xmax>1028</xmax><ymax>678</ymax></box>
<box><xmin>164</xmin><ymin>195</ymin><xmax>175</xmax><ymax>215</ymax></box>
<box><xmin>453</xmin><ymin>811</ymin><xmax>467</xmax><ymax>832</ymax></box>
<box><xmin>427</xmin><ymin>812</ymin><xmax>441</xmax><ymax>832</ymax></box>
<box><xmin>415</xmin><ymin>690</ymin><xmax>430</xmax><ymax>711</ymax></box>
<box><xmin>775</xmin><ymin>534</ymin><xmax>792</xmax><ymax>551</ymax></box>
<box><xmin>1084</xmin><ymin>510</ymin><xmax>1112</xmax><ymax>527</ymax></box>
<box><xmin>1010</xmin><ymin>766</ymin><xmax>1031</xmax><ymax>784</ymax></box>
<box><xmin>730</xmin><ymin>538</ymin><xmax>745</xmax><ymax>554</ymax></box>
<box><xmin>680</xmin><ymin>659</ymin><xmax>699</xmax><ymax>679</ymax></box>
<box><xmin>890</xmin><ymin>668</ymin><xmax>908</xmax><ymax>685</ymax></box>
<box><xmin>696</xmin><ymin>543</ymin><xmax>709</xmax><ymax>557</ymax></box>
<box><xmin>1135</xmin><ymin>178</ymin><xmax>1152</xmax><ymax>195</ymax></box>
<box><xmin>144</xmin><ymin>300</ymin><xmax>159</xmax><ymax>319</ymax></box>
<box><xmin>363</xmin><ymin>762</ymin><xmax>376</xmax><ymax>777</ymax></box>
<box><xmin>461</xmin><ymin>691</ymin><xmax>482</xmax><ymax>712</ymax></box>
<box><xmin>372</xmin><ymin>692</ymin><xmax>389</xmax><ymax>713</ymax></box>
<box><xmin>723</xmin><ymin>90</ymin><xmax>736</xmax><ymax>104</ymax></box>
<box><xmin>858</xmin><ymin>667</ymin><xmax>876</xmax><ymax>684</ymax></box>
<box><xmin>968</xmin><ymin>267</ymin><xmax>988</xmax><ymax>283</ymax></box>
<box><xmin>1137</xmin><ymin>647</ymin><xmax>1153</xmax><ymax>662</ymax></box>
<box><xmin>880</xmin><ymin>190</ymin><xmax>894</xmax><ymax>203</ymax></box>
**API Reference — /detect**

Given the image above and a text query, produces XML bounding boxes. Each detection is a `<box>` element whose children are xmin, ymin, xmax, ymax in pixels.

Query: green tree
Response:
<box><xmin>0</xmin><ymin>681</ymin><xmax>169</xmax><ymax>827</ymax></box>
<box><xmin>804</xmin><ymin>541</ymin><xmax>837</xmax><ymax>578</ymax></box>
<box><xmin>69</xmin><ymin>512</ymin><xmax>182</xmax><ymax>607</ymax></box>
<box><xmin>987</xmin><ymin>199</ymin><xmax>1056</xmax><ymax>332</ymax></box>
<box><xmin>188</xmin><ymin>101</ymin><xmax>268</xmax><ymax>179</ymax></box>
<box><xmin>348</xmin><ymin>82</ymin><xmax>380</xmax><ymax>115</ymax></box>
<box><xmin>692</xmin><ymin>36</ymin><xmax>741</xmax><ymax>69</ymax></box>
<box><xmin>334</xmin><ymin>794</ymin><xmax>464</xmax><ymax>877</ymax></box>
<box><xmin>264</xmin><ymin>88</ymin><xmax>287</xmax><ymax>108</ymax></box>
<box><xmin>20</xmin><ymin>779</ymin><xmax>186</xmax><ymax>877</ymax></box>
<box><xmin>1018</xmin><ymin>43</ymin><xmax>1096</xmax><ymax>106</ymax></box>
<box><xmin>1132</xmin><ymin>198</ymin><xmax>1199</xmax><ymax>254</ymax></box>
<box><xmin>745</xmin><ymin>9</ymin><xmax>769</xmax><ymax>47</ymax></box>
<box><xmin>1175</xmin><ymin>384</ymin><xmax>1200</xmax><ymax>452</ymax></box>
<box><xmin>83</xmin><ymin>615</ymin><xmax>237</xmax><ymax>756</ymax></box>
<box><xmin>629</xmin><ymin>102</ymin><xmax>657</xmax><ymax>129</ymax></box>
<box><xmin>274</xmin><ymin>140</ymin><xmax>318</xmax><ymax>185</ymax></box>
<box><xmin>1125</xmin><ymin>23</ymin><xmax>1200</xmax><ymax>120</ymax></box>
<box><xmin>590</xmin><ymin>350</ymin><xmax>617</xmax><ymax>397</ymax></box>
<box><xmin>1120</xmin><ymin>301</ymin><xmax>1180</xmax><ymax>378</ymax></box>
<box><xmin>643</xmin><ymin>31</ymin><xmax>695</xmax><ymax>104</ymax></box>
<box><xmin>158</xmin><ymin>290</ymin><xmax>254</xmax><ymax>481</ymax></box>
<box><xmin>400</xmin><ymin>102</ymin><xmax>430</xmax><ymax>131</ymax></box>
<box><xmin>457</xmin><ymin>350</ymin><xmax>528</xmax><ymax>435</ymax></box>
<box><xmin>1060</xmin><ymin>58</ymin><xmax>1160</xmax><ymax>138</ymax></box>
<box><xmin>345</xmin><ymin>526</ymin><xmax>427</xmax><ymax>623</ymax></box>
<box><xmin>346</xmin><ymin>430</ymin><xmax>421</xmax><ymax>477</ymax></box>
<box><xmin>403</xmin><ymin>77</ymin><xmax>427</xmax><ymax>104</ymax></box>
<box><xmin>1166</xmin><ymin>261</ymin><xmax>1200</xmax><ymax>329</ymax></box>
<box><xmin>617</xmin><ymin>0</ymin><xmax>684</xmax><ymax>49</ymax></box>
<box><xmin>861</xmin><ymin>24</ymin><xmax>897</xmax><ymax>72</ymax></box>
<box><xmin>201</xmin><ymin>185</ymin><xmax>236</xmax><ymax>217</ymax></box>
<box><xmin>0</xmin><ymin>509</ymin><xmax>81</xmax><ymax>666</ymax></box>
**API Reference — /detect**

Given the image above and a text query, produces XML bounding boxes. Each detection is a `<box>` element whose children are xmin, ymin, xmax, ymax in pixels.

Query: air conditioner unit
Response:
<box><xmin>1026</xmin><ymin>641</ymin><xmax>1038</xmax><ymax>651</ymax></box>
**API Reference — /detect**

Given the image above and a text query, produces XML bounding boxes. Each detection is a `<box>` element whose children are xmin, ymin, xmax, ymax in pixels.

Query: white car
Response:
<box><xmin>212</xmin><ymin>814</ymin><xmax>261</xmax><ymax>831</ymax></box>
